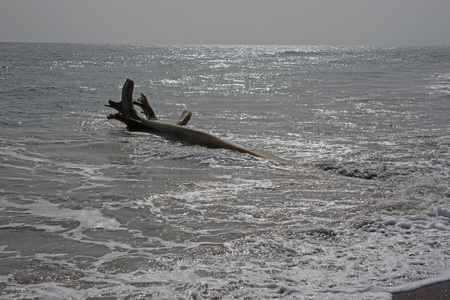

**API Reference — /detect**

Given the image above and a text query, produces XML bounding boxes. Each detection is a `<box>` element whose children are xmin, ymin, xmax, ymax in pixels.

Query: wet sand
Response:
<box><xmin>392</xmin><ymin>280</ymin><xmax>450</xmax><ymax>300</ymax></box>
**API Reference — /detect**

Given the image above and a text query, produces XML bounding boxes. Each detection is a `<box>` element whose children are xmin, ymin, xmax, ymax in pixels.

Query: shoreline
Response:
<box><xmin>392</xmin><ymin>280</ymin><xmax>450</xmax><ymax>300</ymax></box>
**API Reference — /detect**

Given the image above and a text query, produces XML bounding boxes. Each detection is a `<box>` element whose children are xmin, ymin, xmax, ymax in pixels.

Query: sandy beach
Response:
<box><xmin>392</xmin><ymin>280</ymin><xmax>450</xmax><ymax>300</ymax></box>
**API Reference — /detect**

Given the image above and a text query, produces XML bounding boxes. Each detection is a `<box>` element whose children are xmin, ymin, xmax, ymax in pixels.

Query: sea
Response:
<box><xmin>0</xmin><ymin>42</ymin><xmax>449</xmax><ymax>299</ymax></box>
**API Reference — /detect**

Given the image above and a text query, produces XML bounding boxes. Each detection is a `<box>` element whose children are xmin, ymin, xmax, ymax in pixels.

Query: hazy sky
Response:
<box><xmin>1</xmin><ymin>0</ymin><xmax>449</xmax><ymax>46</ymax></box>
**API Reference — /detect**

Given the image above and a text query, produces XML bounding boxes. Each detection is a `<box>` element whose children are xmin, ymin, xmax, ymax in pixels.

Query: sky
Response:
<box><xmin>1</xmin><ymin>0</ymin><xmax>449</xmax><ymax>46</ymax></box>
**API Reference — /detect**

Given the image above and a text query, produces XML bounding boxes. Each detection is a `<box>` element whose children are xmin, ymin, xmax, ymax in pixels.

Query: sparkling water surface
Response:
<box><xmin>1</xmin><ymin>43</ymin><xmax>449</xmax><ymax>299</ymax></box>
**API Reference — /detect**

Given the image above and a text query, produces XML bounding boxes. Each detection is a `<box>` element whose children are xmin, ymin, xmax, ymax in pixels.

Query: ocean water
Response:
<box><xmin>0</xmin><ymin>43</ymin><xmax>449</xmax><ymax>299</ymax></box>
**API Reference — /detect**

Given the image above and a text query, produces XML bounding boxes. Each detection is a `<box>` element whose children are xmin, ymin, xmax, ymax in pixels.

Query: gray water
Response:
<box><xmin>1</xmin><ymin>43</ymin><xmax>449</xmax><ymax>299</ymax></box>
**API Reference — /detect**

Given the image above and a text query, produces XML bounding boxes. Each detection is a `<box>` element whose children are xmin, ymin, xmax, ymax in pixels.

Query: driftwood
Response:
<box><xmin>106</xmin><ymin>79</ymin><xmax>293</xmax><ymax>164</ymax></box>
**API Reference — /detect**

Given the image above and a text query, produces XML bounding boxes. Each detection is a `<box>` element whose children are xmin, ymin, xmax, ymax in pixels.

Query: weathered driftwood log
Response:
<box><xmin>106</xmin><ymin>79</ymin><xmax>293</xmax><ymax>164</ymax></box>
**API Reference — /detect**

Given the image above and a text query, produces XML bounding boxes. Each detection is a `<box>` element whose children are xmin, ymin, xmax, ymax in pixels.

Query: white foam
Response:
<box><xmin>386</xmin><ymin>271</ymin><xmax>450</xmax><ymax>294</ymax></box>
<box><xmin>0</xmin><ymin>197</ymin><xmax>122</xmax><ymax>236</ymax></box>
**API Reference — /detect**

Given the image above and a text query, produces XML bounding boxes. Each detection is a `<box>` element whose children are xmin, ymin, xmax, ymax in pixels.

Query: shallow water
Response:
<box><xmin>1</xmin><ymin>43</ymin><xmax>449</xmax><ymax>299</ymax></box>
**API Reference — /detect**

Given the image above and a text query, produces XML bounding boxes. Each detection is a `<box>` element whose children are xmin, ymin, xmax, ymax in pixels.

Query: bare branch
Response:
<box><xmin>106</xmin><ymin>79</ymin><xmax>294</xmax><ymax>165</ymax></box>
